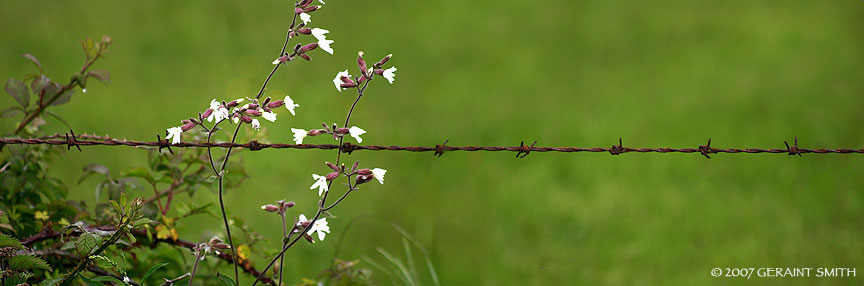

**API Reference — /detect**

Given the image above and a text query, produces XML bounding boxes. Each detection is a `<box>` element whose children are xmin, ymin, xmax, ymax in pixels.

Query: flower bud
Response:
<box><xmin>357</xmin><ymin>51</ymin><xmax>368</xmax><ymax>75</ymax></box>
<box><xmin>325</xmin><ymin>171</ymin><xmax>340</xmax><ymax>181</ymax></box>
<box><xmin>374</xmin><ymin>69</ymin><xmax>385</xmax><ymax>75</ymax></box>
<box><xmin>335</xmin><ymin>128</ymin><xmax>349</xmax><ymax>134</ymax></box>
<box><xmin>299</xmin><ymin>43</ymin><xmax>318</xmax><ymax>52</ymax></box>
<box><xmin>375</xmin><ymin>54</ymin><xmax>392</xmax><ymax>68</ymax></box>
<box><xmin>245</xmin><ymin>109</ymin><xmax>262</xmax><ymax>116</ymax></box>
<box><xmin>308</xmin><ymin>129</ymin><xmax>323</xmax><ymax>136</ymax></box>
<box><xmin>355</xmin><ymin>174</ymin><xmax>373</xmax><ymax>185</ymax></box>
<box><xmin>202</xmin><ymin>109</ymin><xmax>213</xmax><ymax>118</ymax></box>
<box><xmin>356</xmin><ymin>168</ymin><xmax>372</xmax><ymax>175</ymax></box>
<box><xmin>267</xmin><ymin>100</ymin><xmax>285</xmax><ymax>108</ymax></box>
<box><xmin>281</xmin><ymin>201</ymin><xmax>295</xmax><ymax>208</ymax></box>
<box><xmin>299</xmin><ymin>54</ymin><xmax>312</xmax><ymax>61</ymax></box>
<box><xmin>297</xmin><ymin>27</ymin><xmax>312</xmax><ymax>35</ymax></box>
<box><xmin>299</xmin><ymin>0</ymin><xmax>313</xmax><ymax>7</ymax></box>
<box><xmin>351</xmin><ymin>161</ymin><xmax>360</xmax><ymax>173</ymax></box>
<box><xmin>240</xmin><ymin>116</ymin><xmax>253</xmax><ymax>124</ymax></box>
<box><xmin>226</xmin><ymin>100</ymin><xmax>240</xmax><ymax>108</ymax></box>
<box><xmin>340</xmin><ymin>83</ymin><xmax>357</xmax><ymax>89</ymax></box>
<box><xmin>294</xmin><ymin>7</ymin><xmax>304</xmax><ymax>14</ymax></box>
<box><xmin>181</xmin><ymin>122</ymin><xmax>197</xmax><ymax>132</ymax></box>
<box><xmin>326</xmin><ymin>162</ymin><xmax>340</xmax><ymax>171</ymax></box>
<box><xmin>247</xmin><ymin>103</ymin><xmax>259</xmax><ymax>110</ymax></box>
<box><xmin>213</xmin><ymin>243</ymin><xmax>231</xmax><ymax>249</ymax></box>
<box><xmin>303</xmin><ymin>5</ymin><xmax>319</xmax><ymax>12</ymax></box>
<box><xmin>261</xmin><ymin>204</ymin><xmax>279</xmax><ymax>212</ymax></box>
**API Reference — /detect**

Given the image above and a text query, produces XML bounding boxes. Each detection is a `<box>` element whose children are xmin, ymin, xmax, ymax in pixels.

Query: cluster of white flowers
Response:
<box><xmin>165</xmin><ymin>95</ymin><xmax>299</xmax><ymax>144</ymax></box>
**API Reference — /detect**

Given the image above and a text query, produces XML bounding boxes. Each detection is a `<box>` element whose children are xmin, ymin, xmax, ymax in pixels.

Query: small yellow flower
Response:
<box><xmin>35</xmin><ymin>211</ymin><xmax>49</xmax><ymax>220</ymax></box>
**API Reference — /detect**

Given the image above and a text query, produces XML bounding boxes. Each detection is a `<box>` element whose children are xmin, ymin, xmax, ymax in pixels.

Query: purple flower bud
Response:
<box><xmin>248</xmin><ymin>103</ymin><xmax>259</xmax><ymax>110</ymax></box>
<box><xmin>340</xmin><ymin>83</ymin><xmax>358</xmax><ymax>89</ymax></box>
<box><xmin>356</xmin><ymin>168</ymin><xmax>372</xmax><ymax>175</ymax></box>
<box><xmin>308</xmin><ymin>129</ymin><xmax>323</xmax><ymax>136</ymax></box>
<box><xmin>267</xmin><ymin>100</ymin><xmax>285</xmax><ymax>108</ymax></box>
<box><xmin>335</xmin><ymin>128</ymin><xmax>350</xmax><ymax>134</ymax></box>
<box><xmin>357</xmin><ymin>51</ymin><xmax>368</xmax><ymax>75</ymax></box>
<box><xmin>326</xmin><ymin>162</ymin><xmax>339</xmax><ymax>171</ymax></box>
<box><xmin>374</xmin><ymin>69</ymin><xmax>385</xmax><ymax>75</ymax></box>
<box><xmin>294</xmin><ymin>7</ymin><xmax>304</xmax><ymax>14</ymax></box>
<box><xmin>181</xmin><ymin>122</ymin><xmax>197</xmax><ymax>132</ymax></box>
<box><xmin>375</xmin><ymin>54</ymin><xmax>392</xmax><ymax>68</ymax></box>
<box><xmin>297</xmin><ymin>28</ymin><xmax>312</xmax><ymax>35</ymax></box>
<box><xmin>351</xmin><ymin>161</ymin><xmax>360</xmax><ymax>173</ymax></box>
<box><xmin>325</xmin><ymin>171</ymin><xmax>340</xmax><ymax>181</ymax></box>
<box><xmin>356</xmin><ymin>174</ymin><xmax>373</xmax><ymax>185</ymax></box>
<box><xmin>181</xmin><ymin>119</ymin><xmax>192</xmax><ymax>124</ymax></box>
<box><xmin>245</xmin><ymin>109</ymin><xmax>262</xmax><ymax>116</ymax></box>
<box><xmin>226</xmin><ymin>100</ymin><xmax>240</xmax><ymax>108</ymax></box>
<box><xmin>261</xmin><ymin>204</ymin><xmax>279</xmax><ymax>212</ymax></box>
<box><xmin>240</xmin><ymin>116</ymin><xmax>253</xmax><ymax>124</ymax></box>
<box><xmin>299</xmin><ymin>43</ymin><xmax>318</xmax><ymax>52</ymax></box>
<box><xmin>299</xmin><ymin>0</ymin><xmax>313</xmax><ymax>7</ymax></box>
<box><xmin>281</xmin><ymin>201</ymin><xmax>295</xmax><ymax>208</ymax></box>
<box><xmin>299</xmin><ymin>54</ymin><xmax>312</xmax><ymax>61</ymax></box>
<box><xmin>303</xmin><ymin>5</ymin><xmax>319</xmax><ymax>12</ymax></box>
<box><xmin>202</xmin><ymin>109</ymin><xmax>214</xmax><ymax>118</ymax></box>
<box><xmin>213</xmin><ymin>243</ymin><xmax>231</xmax><ymax>249</ymax></box>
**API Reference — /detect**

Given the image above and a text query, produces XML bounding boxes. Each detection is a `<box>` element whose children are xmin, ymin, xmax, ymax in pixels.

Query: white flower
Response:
<box><xmin>232</xmin><ymin>116</ymin><xmax>240</xmax><ymax>124</ymax></box>
<box><xmin>297</xmin><ymin>214</ymin><xmax>331</xmax><ymax>242</ymax></box>
<box><xmin>371</xmin><ymin>168</ymin><xmax>387</xmax><ymax>184</ymax></box>
<box><xmin>348</xmin><ymin>126</ymin><xmax>366</xmax><ymax>143</ymax></box>
<box><xmin>272</xmin><ymin>58</ymin><xmax>281</xmax><ymax>65</ymax></box>
<box><xmin>382</xmin><ymin>67</ymin><xmax>397</xmax><ymax>84</ymax></box>
<box><xmin>261</xmin><ymin>111</ymin><xmax>277</xmax><ymax>122</ymax></box>
<box><xmin>251</xmin><ymin>119</ymin><xmax>261</xmax><ymax>130</ymax></box>
<box><xmin>166</xmin><ymin>127</ymin><xmax>183</xmax><ymax>144</ymax></box>
<box><xmin>123</xmin><ymin>276</ymin><xmax>130</xmax><ymax>283</ymax></box>
<box><xmin>333</xmin><ymin>70</ymin><xmax>351</xmax><ymax>91</ymax></box>
<box><xmin>207</xmin><ymin>99</ymin><xmax>229</xmax><ymax>122</ymax></box>
<box><xmin>299</xmin><ymin>13</ymin><xmax>312</xmax><ymax>24</ymax></box>
<box><xmin>291</xmin><ymin>128</ymin><xmax>307</xmax><ymax>144</ymax></box>
<box><xmin>318</xmin><ymin>0</ymin><xmax>326</xmax><ymax>4</ymax></box>
<box><xmin>310</xmin><ymin>174</ymin><xmax>328</xmax><ymax>196</ymax></box>
<box><xmin>284</xmin><ymin>95</ymin><xmax>299</xmax><ymax>116</ymax></box>
<box><xmin>311</xmin><ymin>28</ymin><xmax>334</xmax><ymax>55</ymax></box>
<box><xmin>82</xmin><ymin>88</ymin><xmax>87</xmax><ymax>93</ymax></box>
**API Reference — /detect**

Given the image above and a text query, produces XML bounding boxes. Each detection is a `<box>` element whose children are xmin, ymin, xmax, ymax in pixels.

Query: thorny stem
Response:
<box><xmin>13</xmin><ymin>54</ymin><xmax>102</xmax><ymax>135</ymax></box>
<box><xmin>252</xmin><ymin>76</ymin><xmax>373</xmax><ymax>286</ymax></box>
<box><xmin>206</xmin><ymin>9</ymin><xmax>299</xmax><ymax>285</ymax></box>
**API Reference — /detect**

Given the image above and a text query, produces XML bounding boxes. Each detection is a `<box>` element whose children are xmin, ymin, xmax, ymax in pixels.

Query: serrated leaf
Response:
<box><xmin>49</xmin><ymin>89</ymin><xmax>73</xmax><ymax>106</ymax></box>
<box><xmin>21</xmin><ymin>53</ymin><xmax>42</xmax><ymax>72</ymax></box>
<box><xmin>8</xmin><ymin>255</ymin><xmax>51</xmax><ymax>271</ymax></box>
<box><xmin>216</xmin><ymin>272</ymin><xmax>236</xmax><ymax>286</ymax></box>
<box><xmin>5</xmin><ymin>78</ymin><xmax>29</xmax><ymax>108</ymax></box>
<box><xmin>0</xmin><ymin>233</ymin><xmax>24</xmax><ymax>249</ymax></box>
<box><xmin>141</xmin><ymin>262</ymin><xmax>169</xmax><ymax>283</ymax></box>
<box><xmin>87</xmin><ymin>69</ymin><xmax>110</xmax><ymax>85</ymax></box>
<box><xmin>75</xmin><ymin>233</ymin><xmax>99</xmax><ymax>256</ymax></box>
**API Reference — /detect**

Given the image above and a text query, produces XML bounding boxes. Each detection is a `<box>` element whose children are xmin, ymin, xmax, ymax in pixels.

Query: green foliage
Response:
<box><xmin>0</xmin><ymin>233</ymin><xmax>24</xmax><ymax>249</ymax></box>
<box><xmin>8</xmin><ymin>255</ymin><xmax>52</xmax><ymax>271</ymax></box>
<box><xmin>300</xmin><ymin>260</ymin><xmax>376</xmax><ymax>286</ymax></box>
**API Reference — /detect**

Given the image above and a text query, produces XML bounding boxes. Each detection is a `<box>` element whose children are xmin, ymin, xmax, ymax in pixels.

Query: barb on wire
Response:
<box><xmin>2</xmin><ymin>134</ymin><xmax>863</xmax><ymax>156</ymax></box>
<box><xmin>434</xmin><ymin>139</ymin><xmax>449</xmax><ymax>157</ymax></box>
<box><xmin>65</xmin><ymin>129</ymin><xmax>82</xmax><ymax>152</ymax></box>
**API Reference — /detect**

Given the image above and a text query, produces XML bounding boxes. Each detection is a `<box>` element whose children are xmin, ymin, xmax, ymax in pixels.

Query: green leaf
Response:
<box><xmin>49</xmin><ymin>89</ymin><xmax>73</xmax><ymax>106</ymax></box>
<box><xmin>41</xmin><ymin>276</ymin><xmax>64</xmax><ymax>286</ymax></box>
<box><xmin>87</xmin><ymin>69</ymin><xmax>110</xmax><ymax>85</ymax></box>
<box><xmin>1</xmin><ymin>106</ymin><xmax>24</xmax><ymax>118</ymax></box>
<box><xmin>8</xmin><ymin>255</ymin><xmax>52</xmax><ymax>271</ymax></box>
<box><xmin>120</xmin><ymin>167</ymin><xmax>154</xmax><ymax>184</ymax></box>
<box><xmin>216</xmin><ymin>272</ymin><xmax>236</xmax><ymax>286</ymax></box>
<box><xmin>0</xmin><ymin>233</ymin><xmax>24</xmax><ymax>249</ymax></box>
<box><xmin>21</xmin><ymin>53</ymin><xmax>42</xmax><ymax>73</ymax></box>
<box><xmin>75</xmin><ymin>233</ymin><xmax>99</xmax><ymax>256</ymax></box>
<box><xmin>141</xmin><ymin>262</ymin><xmax>169</xmax><ymax>283</ymax></box>
<box><xmin>5</xmin><ymin>78</ymin><xmax>29</xmax><ymax>108</ymax></box>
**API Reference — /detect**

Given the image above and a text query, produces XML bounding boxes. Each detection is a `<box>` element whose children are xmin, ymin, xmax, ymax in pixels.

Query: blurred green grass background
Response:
<box><xmin>2</xmin><ymin>0</ymin><xmax>863</xmax><ymax>285</ymax></box>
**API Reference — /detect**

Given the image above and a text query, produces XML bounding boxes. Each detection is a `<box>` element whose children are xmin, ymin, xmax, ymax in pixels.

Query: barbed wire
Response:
<box><xmin>1</xmin><ymin>132</ymin><xmax>862</xmax><ymax>158</ymax></box>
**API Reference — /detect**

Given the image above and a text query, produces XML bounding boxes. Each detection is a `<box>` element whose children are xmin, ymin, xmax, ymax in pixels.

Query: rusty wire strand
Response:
<box><xmin>2</xmin><ymin>134</ymin><xmax>863</xmax><ymax>157</ymax></box>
